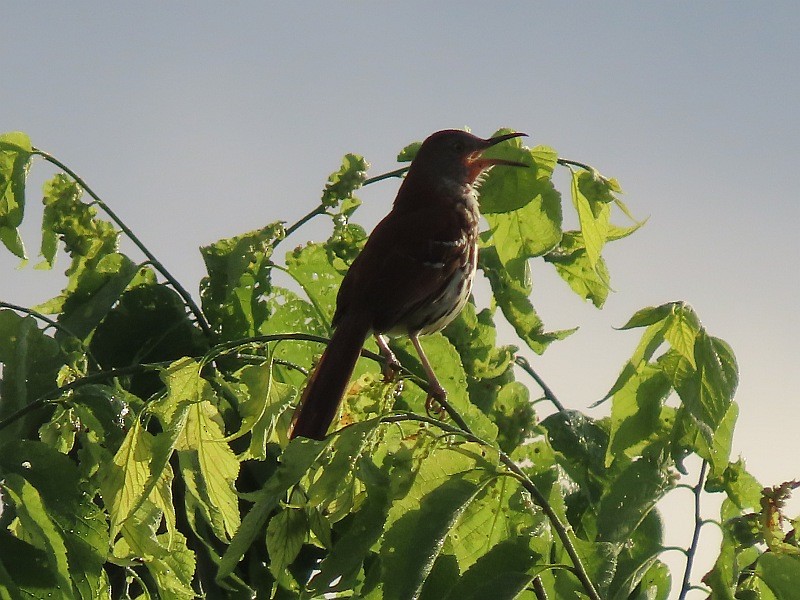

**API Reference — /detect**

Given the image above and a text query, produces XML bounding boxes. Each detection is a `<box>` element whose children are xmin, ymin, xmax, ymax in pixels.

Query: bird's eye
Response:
<box><xmin>451</xmin><ymin>140</ymin><xmax>465</xmax><ymax>153</ymax></box>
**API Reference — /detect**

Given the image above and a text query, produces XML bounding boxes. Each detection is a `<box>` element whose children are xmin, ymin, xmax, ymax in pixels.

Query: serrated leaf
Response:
<box><xmin>115</xmin><ymin>506</ymin><xmax>196</xmax><ymax>599</ymax></box>
<box><xmin>177</xmin><ymin>387</ymin><xmax>241</xmax><ymax>542</ymax></box>
<box><xmin>663</xmin><ymin>303</ymin><xmax>701</xmax><ymax>368</ymax></box>
<box><xmin>570</xmin><ymin>169</ymin><xmax>610</xmax><ymax>275</ymax></box>
<box><xmin>306</xmin><ymin>420</ymin><xmax>376</xmax><ymax>508</ymax></box>
<box><xmin>284</xmin><ymin>241</ymin><xmax>345</xmax><ymax>329</ymax></box>
<box><xmin>483</xmin><ymin>177</ymin><xmax>563</xmax><ymax>265</ymax></box>
<box><xmin>199</xmin><ymin>222</ymin><xmax>284</xmax><ymax>339</ymax></box>
<box><xmin>393</xmin><ymin>333</ymin><xmax>498</xmax><ymax>443</ymax></box>
<box><xmin>100</xmin><ymin>417</ymin><xmax>153</xmax><ymax>540</ymax></box>
<box><xmin>479</xmin><ymin>245</ymin><xmax>574</xmax><ymax>354</ymax></box>
<box><xmin>450</xmin><ymin>476</ymin><xmax>543</xmax><ymax>572</ymax></box>
<box><xmin>232</xmin><ymin>358</ymin><xmax>296</xmax><ymax>460</ymax></box>
<box><xmin>266</xmin><ymin>508</ymin><xmax>308</xmax><ymax>580</ymax></box>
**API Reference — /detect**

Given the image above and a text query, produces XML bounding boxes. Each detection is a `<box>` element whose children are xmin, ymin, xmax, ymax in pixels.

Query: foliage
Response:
<box><xmin>0</xmin><ymin>128</ymin><xmax>797</xmax><ymax>599</ymax></box>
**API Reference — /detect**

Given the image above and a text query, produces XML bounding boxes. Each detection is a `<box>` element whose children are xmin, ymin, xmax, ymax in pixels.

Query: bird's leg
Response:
<box><xmin>410</xmin><ymin>334</ymin><xmax>447</xmax><ymax>417</ymax></box>
<box><xmin>374</xmin><ymin>334</ymin><xmax>401</xmax><ymax>381</ymax></box>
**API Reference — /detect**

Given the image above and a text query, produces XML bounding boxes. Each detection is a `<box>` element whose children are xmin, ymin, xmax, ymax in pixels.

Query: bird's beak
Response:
<box><xmin>468</xmin><ymin>132</ymin><xmax>529</xmax><ymax>173</ymax></box>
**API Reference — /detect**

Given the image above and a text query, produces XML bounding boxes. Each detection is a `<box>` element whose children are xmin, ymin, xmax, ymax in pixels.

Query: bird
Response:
<box><xmin>289</xmin><ymin>129</ymin><xmax>528</xmax><ymax>440</ymax></box>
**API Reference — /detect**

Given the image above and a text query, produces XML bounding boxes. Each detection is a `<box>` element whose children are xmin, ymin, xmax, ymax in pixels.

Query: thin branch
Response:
<box><xmin>282</xmin><ymin>166</ymin><xmax>409</xmax><ymax>241</ymax></box>
<box><xmin>514</xmin><ymin>356</ymin><xmax>566</xmax><ymax>412</ymax></box>
<box><xmin>557</xmin><ymin>157</ymin><xmax>595</xmax><ymax>173</ymax></box>
<box><xmin>363</xmin><ymin>166</ymin><xmax>408</xmax><ymax>185</ymax></box>
<box><xmin>31</xmin><ymin>148</ymin><xmax>212</xmax><ymax>338</ymax></box>
<box><xmin>532</xmin><ymin>576</ymin><xmax>548</xmax><ymax>600</ymax></box>
<box><xmin>679</xmin><ymin>460</ymin><xmax>708</xmax><ymax>600</ymax></box>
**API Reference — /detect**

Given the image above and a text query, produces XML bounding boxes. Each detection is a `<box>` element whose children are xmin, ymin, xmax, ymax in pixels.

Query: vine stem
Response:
<box><xmin>282</xmin><ymin>166</ymin><xmax>409</xmax><ymax>241</ymax></box>
<box><xmin>514</xmin><ymin>356</ymin><xmax>565</xmax><ymax>412</ymax></box>
<box><xmin>556</xmin><ymin>157</ymin><xmax>595</xmax><ymax>173</ymax></box>
<box><xmin>678</xmin><ymin>460</ymin><xmax>708</xmax><ymax>600</ymax></box>
<box><xmin>31</xmin><ymin>148</ymin><xmax>212</xmax><ymax>338</ymax></box>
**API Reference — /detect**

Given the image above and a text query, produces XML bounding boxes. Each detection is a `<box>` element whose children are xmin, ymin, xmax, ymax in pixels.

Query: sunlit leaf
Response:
<box><xmin>0</xmin><ymin>131</ymin><xmax>32</xmax><ymax>259</ymax></box>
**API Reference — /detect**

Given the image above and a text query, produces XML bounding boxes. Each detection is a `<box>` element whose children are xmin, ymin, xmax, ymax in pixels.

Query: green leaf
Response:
<box><xmin>0</xmin><ymin>441</ymin><xmax>109</xmax><ymax>599</ymax></box>
<box><xmin>607</xmin><ymin>511</ymin><xmax>666</xmax><ymax>600</ymax></box>
<box><xmin>381</xmin><ymin>474</ymin><xmax>491</xmax><ymax>600</ymax></box>
<box><xmin>482</xmin><ymin>172</ymin><xmax>562</xmax><ymax>265</ymax></box>
<box><xmin>629</xmin><ymin>560</ymin><xmax>671</xmax><ymax>600</ymax></box>
<box><xmin>570</xmin><ymin>169</ymin><xmax>610</xmax><ymax>275</ymax></box>
<box><xmin>543</xmin><ymin>410</ymin><xmax>610</xmax><ymax>499</ymax></box>
<box><xmin>479</xmin><ymin>244</ymin><xmax>574</xmax><ymax>354</ymax></box>
<box><xmin>443</xmin><ymin>537</ymin><xmax>538</xmax><ymax>600</ymax></box>
<box><xmin>306</xmin><ymin>420</ymin><xmax>377</xmax><ymax>509</ymax></box>
<box><xmin>114</xmin><ymin>504</ymin><xmax>196</xmax><ymax>599</ymax></box>
<box><xmin>617</xmin><ymin>303</ymin><xmax>676</xmax><ymax>330</ymax></box>
<box><xmin>284</xmin><ymin>241</ymin><xmax>346</xmax><ymax>329</ymax></box>
<box><xmin>100</xmin><ymin>417</ymin><xmax>155</xmax><ymax>540</ymax></box>
<box><xmin>596</xmin><ymin>455</ymin><xmax>672</xmax><ymax>543</ymax></box>
<box><xmin>393</xmin><ymin>333</ymin><xmax>498</xmax><ymax>443</ymax></box>
<box><xmin>0</xmin><ymin>474</ymin><xmax>74</xmax><ymax>598</ymax></box>
<box><xmin>199</xmin><ymin>222</ymin><xmax>284</xmax><ymax>339</ymax></box>
<box><xmin>756</xmin><ymin>553</ymin><xmax>800</xmax><ymax>599</ymax></box>
<box><xmin>232</xmin><ymin>358</ymin><xmax>296</xmax><ymax>460</ymax></box>
<box><xmin>0</xmin><ymin>132</ymin><xmax>33</xmax><ymax>259</ymax></box>
<box><xmin>0</xmin><ymin>311</ymin><xmax>65</xmax><ymax>440</ymax></box>
<box><xmin>320</xmin><ymin>153</ymin><xmax>368</xmax><ymax>210</ymax></box>
<box><xmin>266</xmin><ymin>508</ymin><xmax>308</xmax><ymax>579</ymax></box>
<box><xmin>0</xmin><ymin>529</ymin><xmax>59</xmax><ymax>596</ymax></box>
<box><xmin>545</xmin><ymin>231</ymin><xmax>611</xmax><ymax>307</ymax></box>
<box><xmin>606</xmin><ymin>364</ymin><xmax>672</xmax><ymax>463</ymax></box>
<box><xmin>397</xmin><ymin>141</ymin><xmax>421</xmax><ymax>162</ymax></box>
<box><xmin>706</xmin><ymin>459</ymin><xmax>762</xmax><ymax>510</ymax></box>
<box><xmin>176</xmin><ymin>380</ymin><xmax>241</xmax><ymax>542</ymax></box>
<box><xmin>307</xmin><ymin>458</ymin><xmax>393</xmax><ymax>594</ymax></box>
<box><xmin>218</xmin><ymin>437</ymin><xmax>331</xmax><ymax>580</ymax></box>
<box><xmin>479</xmin><ymin>141</ymin><xmax>559</xmax><ymax>214</ymax></box>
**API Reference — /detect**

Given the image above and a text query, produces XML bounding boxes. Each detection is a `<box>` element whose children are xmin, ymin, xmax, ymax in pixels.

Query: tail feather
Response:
<box><xmin>289</xmin><ymin>314</ymin><xmax>371</xmax><ymax>440</ymax></box>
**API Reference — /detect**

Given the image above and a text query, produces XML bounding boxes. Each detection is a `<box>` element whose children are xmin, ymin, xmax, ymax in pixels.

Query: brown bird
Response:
<box><xmin>289</xmin><ymin>129</ymin><xmax>528</xmax><ymax>440</ymax></box>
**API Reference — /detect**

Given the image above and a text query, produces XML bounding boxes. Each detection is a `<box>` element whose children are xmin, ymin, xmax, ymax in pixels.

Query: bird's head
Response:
<box><xmin>410</xmin><ymin>129</ymin><xmax>528</xmax><ymax>186</ymax></box>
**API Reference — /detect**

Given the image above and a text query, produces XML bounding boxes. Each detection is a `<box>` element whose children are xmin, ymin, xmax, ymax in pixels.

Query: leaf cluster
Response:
<box><xmin>0</xmin><ymin>129</ymin><xmax>797</xmax><ymax>599</ymax></box>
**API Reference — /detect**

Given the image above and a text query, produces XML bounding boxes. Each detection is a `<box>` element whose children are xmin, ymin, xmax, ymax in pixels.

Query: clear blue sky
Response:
<box><xmin>3</xmin><ymin>3</ymin><xmax>798</xmax><ymax>591</ymax></box>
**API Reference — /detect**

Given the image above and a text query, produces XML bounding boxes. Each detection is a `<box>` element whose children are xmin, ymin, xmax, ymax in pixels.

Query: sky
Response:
<box><xmin>2</xmin><ymin>3</ymin><xmax>799</xmax><ymax>593</ymax></box>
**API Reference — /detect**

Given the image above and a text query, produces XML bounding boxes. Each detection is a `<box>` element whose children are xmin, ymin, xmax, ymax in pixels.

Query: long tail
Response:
<box><xmin>289</xmin><ymin>313</ymin><xmax>372</xmax><ymax>440</ymax></box>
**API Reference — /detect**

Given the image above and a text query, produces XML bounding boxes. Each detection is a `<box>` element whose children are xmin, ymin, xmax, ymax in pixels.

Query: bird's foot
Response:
<box><xmin>424</xmin><ymin>385</ymin><xmax>448</xmax><ymax>419</ymax></box>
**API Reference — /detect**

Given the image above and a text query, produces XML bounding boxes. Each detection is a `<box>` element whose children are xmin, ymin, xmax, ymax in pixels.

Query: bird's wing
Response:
<box><xmin>333</xmin><ymin>205</ymin><xmax>473</xmax><ymax>333</ymax></box>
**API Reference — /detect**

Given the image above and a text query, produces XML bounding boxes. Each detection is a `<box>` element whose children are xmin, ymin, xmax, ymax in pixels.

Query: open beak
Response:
<box><xmin>468</xmin><ymin>132</ymin><xmax>528</xmax><ymax>177</ymax></box>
